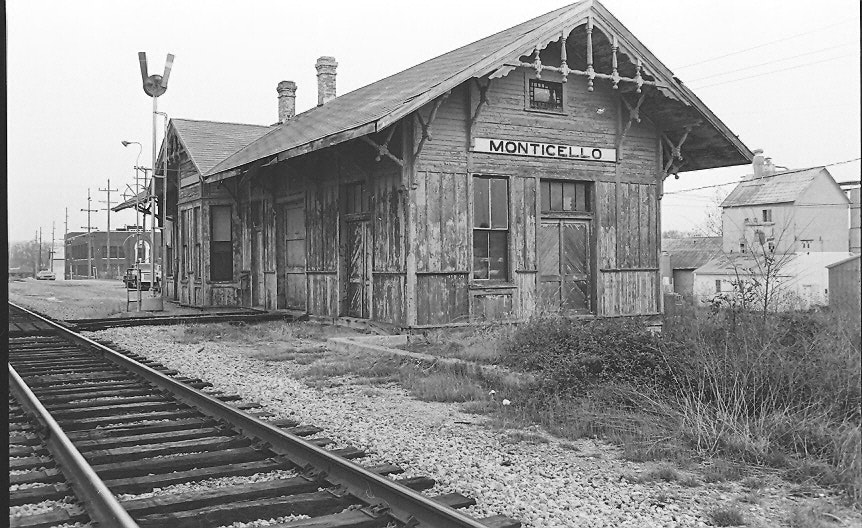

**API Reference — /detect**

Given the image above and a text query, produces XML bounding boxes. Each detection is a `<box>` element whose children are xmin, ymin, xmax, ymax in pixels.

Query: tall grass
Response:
<box><xmin>500</xmin><ymin>307</ymin><xmax>862</xmax><ymax>503</ymax></box>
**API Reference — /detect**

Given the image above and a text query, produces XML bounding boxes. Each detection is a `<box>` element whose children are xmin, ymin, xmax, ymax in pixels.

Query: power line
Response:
<box><xmin>675</xmin><ymin>21</ymin><xmax>851</xmax><ymax>69</ymax></box>
<box><xmin>685</xmin><ymin>43</ymin><xmax>854</xmax><ymax>83</ymax></box>
<box><xmin>691</xmin><ymin>53</ymin><xmax>857</xmax><ymax>89</ymax></box>
<box><xmin>664</xmin><ymin>158</ymin><xmax>862</xmax><ymax>195</ymax></box>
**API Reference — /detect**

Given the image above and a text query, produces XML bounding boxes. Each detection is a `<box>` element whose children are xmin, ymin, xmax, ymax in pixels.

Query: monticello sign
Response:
<box><xmin>473</xmin><ymin>137</ymin><xmax>617</xmax><ymax>162</ymax></box>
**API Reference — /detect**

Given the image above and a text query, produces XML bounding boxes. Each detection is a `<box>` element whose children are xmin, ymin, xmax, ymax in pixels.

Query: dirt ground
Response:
<box><xmin>8</xmin><ymin>277</ymin><xmax>252</xmax><ymax>320</ymax></box>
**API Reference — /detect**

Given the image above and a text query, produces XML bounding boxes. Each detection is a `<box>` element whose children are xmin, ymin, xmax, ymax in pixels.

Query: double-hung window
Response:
<box><xmin>210</xmin><ymin>205</ymin><xmax>233</xmax><ymax>281</ymax></box>
<box><xmin>473</xmin><ymin>176</ymin><xmax>509</xmax><ymax>281</ymax></box>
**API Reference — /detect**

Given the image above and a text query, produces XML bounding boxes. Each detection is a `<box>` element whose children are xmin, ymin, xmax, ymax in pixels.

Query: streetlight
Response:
<box><xmin>122</xmin><ymin>140</ymin><xmax>145</xmax><ymax>311</ymax></box>
<box><xmin>136</xmin><ymin>51</ymin><xmax>174</xmax><ymax>312</ymax></box>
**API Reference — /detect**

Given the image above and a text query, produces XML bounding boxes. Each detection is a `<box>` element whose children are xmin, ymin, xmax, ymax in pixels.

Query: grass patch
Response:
<box><xmin>491</xmin><ymin>308</ymin><xmax>861</xmax><ymax>504</ymax></box>
<box><xmin>401</xmin><ymin>323</ymin><xmax>515</xmax><ymax>364</ymax></box>
<box><xmin>788</xmin><ymin>503</ymin><xmax>844</xmax><ymax>528</ymax></box>
<box><xmin>708</xmin><ymin>506</ymin><xmax>746</xmax><ymax>526</ymax></box>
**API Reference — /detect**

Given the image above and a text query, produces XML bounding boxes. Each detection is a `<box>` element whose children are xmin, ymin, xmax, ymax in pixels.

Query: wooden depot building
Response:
<box><xmin>154</xmin><ymin>0</ymin><xmax>752</xmax><ymax>329</ymax></box>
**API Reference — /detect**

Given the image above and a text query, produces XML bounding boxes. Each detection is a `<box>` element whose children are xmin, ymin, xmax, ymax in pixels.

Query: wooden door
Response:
<box><xmin>282</xmin><ymin>201</ymin><xmax>307</xmax><ymax>310</ymax></box>
<box><xmin>344</xmin><ymin>220</ymin><xmax>369</xmax><ymax>318</ymax></box>
<box><xmin>251</xmin><ymin>229</ymin><xmax>264</xmax><ymax>307</ymax></box>
<box><xmin>538</xmin><ymin>220</ymin><xmax>591</xmax><ymax>313</ymax></box>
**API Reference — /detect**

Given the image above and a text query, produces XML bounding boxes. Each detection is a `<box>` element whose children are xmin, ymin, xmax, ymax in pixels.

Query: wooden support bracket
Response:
<box><xmin>470</xmin><ymin>78</ymin><xmax>491</xmax><ymax>127</ymax></box>
<box><xmin>661</xmin><ymin>126</ymin><xmax>694</xmax><ymax>176</ymax></box>
<box><xmin>617</xmin><ymin>90</ymin><xmax>647</xmax><ymax>151</ymax></box>
<box><xmin>413</xmin><ymin>91</ymin><xmax>451</xmax><ymax>159</ymax></box>
<box><xmin>361</xmin><ymin>125</ymin><xmax>404</xmax><ymax>167</ymax></box>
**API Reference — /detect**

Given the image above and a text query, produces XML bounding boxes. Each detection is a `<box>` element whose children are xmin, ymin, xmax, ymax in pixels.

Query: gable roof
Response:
<box><xmin>206</xmin><ymin>0</ymin><xmax>751</xmax><ymax>181</ymax></box>
<box><xmin>721</xmin><ymin>167</ymin><xmax>828</xmax><ymax>208</ymax></box>
<box><xmin>170</xmin><ymin>118</ymin><xmax>274</xmax><ymax>176</ymax></box>
<box><xmin>662</xmin><ymin>236</ymin><xmax>722</xmax><ymax>269</ymax></box>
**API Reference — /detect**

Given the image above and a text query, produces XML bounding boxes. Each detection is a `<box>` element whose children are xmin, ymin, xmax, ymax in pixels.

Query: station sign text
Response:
<box><xmin>473</xmin><ymin>137</ymin><xmax>617</xmax><ymax>163</ymax></box>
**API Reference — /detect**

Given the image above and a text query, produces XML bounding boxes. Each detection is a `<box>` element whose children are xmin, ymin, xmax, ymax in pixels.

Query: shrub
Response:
<box><xmin>501</xmin><ymin>316</ymin><xmax>675</xmax><ymax>396</ymax></box>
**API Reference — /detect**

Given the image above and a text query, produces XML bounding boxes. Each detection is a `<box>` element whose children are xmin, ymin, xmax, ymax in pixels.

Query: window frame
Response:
<box><xmin>527</xmin><ymin>78</ymin><xmax>565</xmax><ymax>114</ymax></box>
<box><xmin>210</xmin><ymin>204</ymin><xmax>234</xmax><ymax>282</ymax></box>
<box><xmin>762</xmin><ymin>209</ymin><xmax>773</xmax><ymax>223</ymax></box>
<box><xmin>472</xmin><ymin>175</ymin><xmax>510</xmax><ymax>283</ymax></box>
<box><xmin>540</xmin><ymin>179</ymin><xmax>593</xmax><ymax>217</ymax></box>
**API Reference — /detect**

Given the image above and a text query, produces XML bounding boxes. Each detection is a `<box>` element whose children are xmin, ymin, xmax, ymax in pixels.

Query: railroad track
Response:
<box><xmin>8</xmin><ymin>302</ymin><xmax>519</xmax><ymax>528</ymax></box>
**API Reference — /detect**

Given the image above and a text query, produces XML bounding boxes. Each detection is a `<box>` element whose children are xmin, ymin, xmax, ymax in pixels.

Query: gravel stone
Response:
<box><xmin>88</xmin><ymin>326</ymin><xmax>861</xmax><ymax>528</ymax></box>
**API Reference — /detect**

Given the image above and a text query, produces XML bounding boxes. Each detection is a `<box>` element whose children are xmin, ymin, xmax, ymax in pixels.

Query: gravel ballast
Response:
<box><xmin>84</xmin><ymin>326</ymin><xmax>861</xmax><ymax>528</ymax></box>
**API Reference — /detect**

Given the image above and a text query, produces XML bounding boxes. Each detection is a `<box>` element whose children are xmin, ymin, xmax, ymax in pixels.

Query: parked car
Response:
<box><xmin>35</xmin><ymin>270</ymin><xmax>56</xmax><ymax>280</ymax></box>
<box><xmin>124</xmin><ymin>263</ymin><xmax>161</xmax><ymax>291</ymax></box>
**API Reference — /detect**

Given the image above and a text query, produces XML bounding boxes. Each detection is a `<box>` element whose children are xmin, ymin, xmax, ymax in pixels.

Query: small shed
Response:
<box><xmin>827</xmin><ymin>254</ymin><xmax>861</xmax><ymax>314</ymax></box>
<box><xmin>661</xmin><ymin>237</ymin><xmax>721</xmax><ymax>298</ymax></box>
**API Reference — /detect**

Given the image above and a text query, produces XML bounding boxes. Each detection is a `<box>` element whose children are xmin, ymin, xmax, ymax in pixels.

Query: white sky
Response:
<box><xmin>7</xmin><ymin>0</ymin><xmax>861</xmax><ymax>246</ymax></box>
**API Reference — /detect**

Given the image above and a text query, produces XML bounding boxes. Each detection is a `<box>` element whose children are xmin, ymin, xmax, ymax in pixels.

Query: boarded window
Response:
<box><xmin>343</xmin><ymin>182</ymin><xmax>367</xmax><ymax>215</ymax></box>
<box><xmin>529</xmin><ymin>79</ymin><xmax>563</xmax><ymax>112</ymax></box>
<box><xmin>194</xmin><ymin>207</ymin><xmax>201</xmax><ymax>277</ymax></box>
<box><xmin>541</xmin><ymin>180</ymin><xmax>591</xmax><ymax>213</ymax></box>
<box><xmin>210</xmin><ymin>205</ymin><xmax>233</xmax><ymax>281</ymax></box>
<box><xmin>473</xmin><ymin>176</ymin><xmax>508</xmax><ymax>280</ymax></box>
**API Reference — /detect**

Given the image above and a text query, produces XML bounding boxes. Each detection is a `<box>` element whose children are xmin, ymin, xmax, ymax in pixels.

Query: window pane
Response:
<box><xmin>490</xmin><ymin>178</ymin><xmax>508</xmax><ymax>228</ymax></box>
<box><xmin>488</xmin><ymin>231</ymin><xmax>508</xmax><ymax>280</ymax></box>
<box><xmin>473</xmin><ymin>230</ymin><xmax>489</xmax><ymax>279</ymax></box>
<box><xmin>562</xmin><ymin>182</ymin><xmax>575</xmax><ymax>211</ymax></box>
<box><xmin>580</xmin><ymin>184</ymin><xmax>590</xmax><ymax>212</ymax></box>
<box><xmin>550</xmin><ymin>182</ymin><xmax>563</xmax><ymax>211</ymax></box>
<box><xmin>541</xmin><ymin>181</ymin><xmax>551</xmax><ymax>212</ymax></box>
<box><xmin>473</xmin><ymin>178</ymin><xmax>490</xmax><ymax>228</ymax></box>
<box><xmin>212</xmin><ymin>206</ymin><xmax>231</xmax><ymax>242</ymax></box>
<box><xmin>211</xmin><ymin>241</ymin><xmax>233</xmax><ymax>281</ymax></box>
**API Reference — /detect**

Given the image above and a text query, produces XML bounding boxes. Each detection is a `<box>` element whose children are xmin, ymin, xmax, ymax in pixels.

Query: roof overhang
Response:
<box><xmin>205</xmin><ymin>0</ymin><xmax>751</xmax><ymax>181</ymax></box>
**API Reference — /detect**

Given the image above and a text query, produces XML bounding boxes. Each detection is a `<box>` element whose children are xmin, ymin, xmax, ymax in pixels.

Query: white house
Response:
<box><xmin>693</xmin><ymin>150</ymin><xmax>852</xmax><ymax>309</ymax></box>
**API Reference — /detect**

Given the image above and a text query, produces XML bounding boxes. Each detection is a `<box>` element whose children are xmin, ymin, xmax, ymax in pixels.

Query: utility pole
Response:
<box><xmin>50</xmin><ymin>222</ymin><xmax>55</xmax><ymax>273</ymax></box>
<box><xmin>99</xmin><ymin>179</ymin><xmax>119</xmax><ymax>279</ymax></box>
<box><xmin>34</xmin><ymin>230</ymin><xmax>39</xmax><ymax>275</ymax></box>
<box><xmin>64</xmin><ymin>207</ymin><xmax>69</xmax><ymax>279</ymax></box>
<box><xmin>38</xmin><ymin>227</ymin><xmax>43</xmax><ymax>271</ymax></box>
<box><xmin>81</xmin><ymin>188</ymin><xmax>98</xmax><ymax>279</ymax></box>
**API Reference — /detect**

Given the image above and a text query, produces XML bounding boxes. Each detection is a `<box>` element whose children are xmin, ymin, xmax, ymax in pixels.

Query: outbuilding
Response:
<box><xmin>159</xmin><ymin>0</ymin><xmax>752</xmax><ymax>328</ymax></box>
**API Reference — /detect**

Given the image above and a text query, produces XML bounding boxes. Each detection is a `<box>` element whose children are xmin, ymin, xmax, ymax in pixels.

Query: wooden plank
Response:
<box><xmin>414</xmin><ymin>171</ymin><xmax>427</xmax><ymax>273</ymax></box>
<box><xmin>639</xmin><ymin>183</ymin><xmax>650</xmax><ymax>268</ymax></box>
<box><xmin>619</xmin><ymin>182</ymin><xmax>631</xmax><ymax>268</ymax></box>
<box><xmin>134</xmin><ymin>490</ymin><xmax>355</xmax><ymax>528</ymax></box>
<box><xmin>272</xmin><ymin>510</ymin><xmax>389</xmax><ymax>528</ymax></box>
<box><xmin>84</xmin><ymin>436</ymin><xmax>249</xmax><ymax>466</ymax></box>
<box><xmin>103</xmin><ymin>460</ymin><xmax>290</xmax><ymax>495</ymax></box>
<box><xmin>90</xmin><ymin>447</ymin><xmax>270</xmax><ymax>480</ymax></box>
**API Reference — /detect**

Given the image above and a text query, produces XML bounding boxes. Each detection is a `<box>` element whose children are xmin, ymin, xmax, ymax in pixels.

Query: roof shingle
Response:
<box><xmin>721</xmin><ymin>167</ymin><xmax>824</xmax><ymax>208</ymax></box>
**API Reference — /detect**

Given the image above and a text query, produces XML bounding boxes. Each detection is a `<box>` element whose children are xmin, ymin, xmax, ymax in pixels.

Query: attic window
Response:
<box><xmin>529</xmin><ymin>79</ymin><xmax>563</xmax><ymax>112</ymax></box>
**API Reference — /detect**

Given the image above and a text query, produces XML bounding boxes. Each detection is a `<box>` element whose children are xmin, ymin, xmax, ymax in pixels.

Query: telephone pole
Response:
<box><xmin>99</xmin><ymin>179</ymin><xmax>119</xmax><ymax>278</ymax></box>
<box><xmin>49</xmin><ymin>222</ymin><xmax>56</xmax><ymax>273</ymax></box>
<box><xmin>81</xmin><ymin>188</ymin><xmax>98</xmax><ymax>278</ymax></box>
<box><xmin>38</xmin><ymin>227</ymin><xmax>43</xmax><ymax>270</ymax></box>
<box><xmin>64</xmin><ymin>208</ymin><xmax>69</xmax><ymax>279</ymax></box>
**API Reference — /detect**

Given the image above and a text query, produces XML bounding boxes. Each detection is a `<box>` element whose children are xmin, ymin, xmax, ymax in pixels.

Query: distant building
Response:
<box><xmin>719</xmin><ymin>154</ymin><xmax>849</xmax><ymax>255</ymax></box>
<box><xmin>827</xmin><ymin>254</ymin><xmax>861</xmax><ymax>314</ymax></box>
<box><xmin>849</xmin><ymin>187</ymin><xmax>860</xmax><ymax>254</ymax></box>
<box><xmin>64</xmin><ymin>227</ymin><xmax>160</xmax><ymax>279</ymax></box>
<box><xmin>693</xmin><ymin>151</ymin><xmax>852</xmax><ymax>309</ymax></box>
<box><xmin>660</xmin><ymin>236</ymin><xmax>721</xmax><ymax>298</ymax></box>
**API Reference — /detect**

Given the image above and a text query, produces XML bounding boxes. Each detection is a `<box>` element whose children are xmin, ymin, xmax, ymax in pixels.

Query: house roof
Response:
<box><xmin>170</xmin><ymin>118</ymin><xmax>274</xmax><ymax>176</ymax></box>
<box><xmin>721</xmin><ymin>167</ymin><xmax>825</xmax><ymax>208</ymax></box>
<box><xmin>205</xmin><ymin>0</ymin><xmax>751</xmax><ymax>181</ymax></box>
<box><xmin>662</xmin><ymin>236</ymin><xmax>722</xmax><ymax>269</ymax></box>
<box><xmin>826</xmin><ymin>254</ymin><xmax>861</xmax><ymax>269</ymax></box>
<box><xmin>694</xmin><ymin>253</ymin><xmax>799</xmax><ymax>276</ymax></box>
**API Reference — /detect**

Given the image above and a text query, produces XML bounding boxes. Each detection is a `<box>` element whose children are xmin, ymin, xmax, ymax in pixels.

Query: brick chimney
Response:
<box><xmin>751</xmin><ymin>149</ymin><xmax>765</xmax><ymax>180</ymax></box>
<box><xmin>764</xmin><ymin>157</ymin><xmax>776</xmax><ymax>177</ymax></box>
<box><xmin>315</xmin><ymin>56</ymin><xmax>337</xmax><ymax>106</ymax></box>
<box><xmin>277</xmin><ymin>81</ymin><xmax>297</xmax><ymax>124</ymax></box>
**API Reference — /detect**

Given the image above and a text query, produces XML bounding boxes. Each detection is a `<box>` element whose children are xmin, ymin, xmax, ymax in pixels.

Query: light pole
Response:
<box><xmin>137</xmin><ymin>51</ymin><xmax>174</xmax><ymax>312</ymax></box>
<box><xmin>122</xmin><ymin>140</ymin><xmax>144</xmax><ymax>311</ymax></box>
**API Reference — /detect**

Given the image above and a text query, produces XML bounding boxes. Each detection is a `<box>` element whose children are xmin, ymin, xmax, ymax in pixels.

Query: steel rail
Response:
<box><xmin>9</xmin><ymin>302</ymin><xmax>494</xmax><ymax>528</ymax></box>
<box><xmin>8</xmin><ymin>364</ymin><xmax>141</xmax><ymax>528</ymax></box>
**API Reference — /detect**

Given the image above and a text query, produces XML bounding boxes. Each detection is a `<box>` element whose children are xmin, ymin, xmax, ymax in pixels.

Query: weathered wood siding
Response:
<box><xmin>410</xmin><ymin>66</ymin><xmax>661</xmax><ymax>323</ymax></box>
